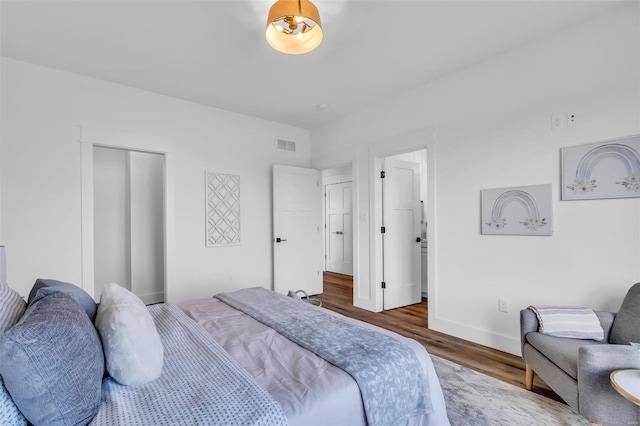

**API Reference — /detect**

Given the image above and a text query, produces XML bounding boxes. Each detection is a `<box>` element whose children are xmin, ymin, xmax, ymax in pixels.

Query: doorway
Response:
<box><xmin>322</xmin><ymin>164</ymin><xmax>354</xmax><ymax>277</ymax></box>
<box><xmin>93</xmin><ymin>146</ymin><xmax>165</xmax><ymax>304</ymax></box>
<box><xmin>379</xmin><ymin>149</ymin><xmax>428</xmax><ymax>310</ymax></box>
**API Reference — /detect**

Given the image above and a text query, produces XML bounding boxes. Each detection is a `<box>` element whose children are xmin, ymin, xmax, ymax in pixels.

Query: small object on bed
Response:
<box><xmin>95</xmin><ymin>283</ymin><xmax>164</xmax><ymax>386</ymax></box>
<box><xmin>287</xmin><ymin>289</ymin><xmax>322</xmax><ymax>306</ymax></box>
<box><xmin>528</xmin><ymin>305</ymin><xmax>604</xmax><ymax>341</ymax></box>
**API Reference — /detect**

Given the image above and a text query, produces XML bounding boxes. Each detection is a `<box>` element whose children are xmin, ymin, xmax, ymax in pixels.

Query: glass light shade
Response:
<box><xmin>265</xmin><ymin>0</ymin><xmax>323</xmax><ymax>55</ymax></box>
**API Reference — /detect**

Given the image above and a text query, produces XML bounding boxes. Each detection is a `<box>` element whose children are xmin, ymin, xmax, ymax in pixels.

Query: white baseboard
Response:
<box><xmin>429</xmin><ymin>316</ymin><xmax>521</xmax><ymax>356</ymax></box>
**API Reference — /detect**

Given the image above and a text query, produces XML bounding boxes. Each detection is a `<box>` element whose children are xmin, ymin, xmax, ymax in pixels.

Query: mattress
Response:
<box><xmin>178</xmin><ymin>297</ymin><xmax>450</xmax><ymax>426</ymax></box>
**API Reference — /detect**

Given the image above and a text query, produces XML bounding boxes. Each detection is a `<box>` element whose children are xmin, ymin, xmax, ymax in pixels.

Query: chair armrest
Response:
<box><xmin>578</xmin><ymin>345</ymin><xmax>640</xmax><ymax>424</ymax></box>
<box><xmin>520</xmin><ymin>308</ymin><xmax>539</xmax><ymax>358</ymax></box>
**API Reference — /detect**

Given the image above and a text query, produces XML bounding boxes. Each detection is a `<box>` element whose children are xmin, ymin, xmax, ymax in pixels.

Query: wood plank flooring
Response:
<box><xmin>316</xmin><ymin>272</ymin><xmax>562</xmax><ymax>402</ymax></box>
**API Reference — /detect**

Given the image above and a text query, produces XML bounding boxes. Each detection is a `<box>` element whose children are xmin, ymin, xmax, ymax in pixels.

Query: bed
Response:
<box><xmin>0</xmin><ymin>281</ymin><xmax>449</xmax><ymax>426</ymax></box>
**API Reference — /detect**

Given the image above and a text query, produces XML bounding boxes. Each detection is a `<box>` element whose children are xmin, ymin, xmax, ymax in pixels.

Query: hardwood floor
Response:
<box><xmin>317</xmin><ymin>272</ymin><xmax>562</xmax><ymax>402</ymax></box>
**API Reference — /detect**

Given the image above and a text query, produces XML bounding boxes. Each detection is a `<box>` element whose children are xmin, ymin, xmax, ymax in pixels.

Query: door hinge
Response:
<box><xmin>380</xmin><ymin>226</ymin><xmax>386</xmax><ymax>234</ymax></box>
<box><xmin>381</xmin><ymin>281</ymin><xmax>386</xmax><ymax>289</ymax></box>
<box><xmin>380</xmin><ymin>170</ymin><xmax>385</xmax><ymax>179</ymax></box>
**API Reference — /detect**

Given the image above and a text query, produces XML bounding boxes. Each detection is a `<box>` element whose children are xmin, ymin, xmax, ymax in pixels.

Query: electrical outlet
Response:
<box><xmin>567</xmin><ymin>113</ymin><xmax>576</xmax><ymax>127</ymax></box>
<box><xmin>498</xmin><ymin>298</ymin><xmax>510</xmax><ymax>313</ymax></box>
<box><xmin>551</xmin><ymin>114</ymin><xmax>563</xmax><ymax>130</ymax></box>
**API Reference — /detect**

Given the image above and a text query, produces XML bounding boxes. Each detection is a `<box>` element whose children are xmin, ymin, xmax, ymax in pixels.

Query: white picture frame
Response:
<box><xmin>205</xmin><ymin>171</ymin><xmax>241</xmax><ymax>246</ymax></box>
<box><xmin>561</xmin><ymin>135</ymin><xmax>640</xmax><ymax>200</ymax></box>
<box><xmin>481</xmin><ymin>184</ymin><xmax>553</xmax><ymax>236</ymax></box>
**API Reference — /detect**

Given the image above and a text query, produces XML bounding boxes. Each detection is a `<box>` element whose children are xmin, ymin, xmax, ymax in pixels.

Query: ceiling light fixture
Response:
<box><xmin>265</xmin><ymin>0</ymin><xmax>323</xmax><ymax>55</ymax></box>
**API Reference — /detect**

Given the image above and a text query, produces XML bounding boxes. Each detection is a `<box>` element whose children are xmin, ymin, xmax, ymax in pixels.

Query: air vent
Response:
<box><xmin>277</xmin><ymin>139</ymin><xmax>296</xmax><ymax>152</ymax></box>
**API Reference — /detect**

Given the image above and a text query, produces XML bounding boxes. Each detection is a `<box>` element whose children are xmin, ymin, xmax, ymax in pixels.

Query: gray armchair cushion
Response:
<box><xmin>610</xmin><ymin>282</ymin><xmax>640</xmax><ymax>345</ymax></box>
<box><xmin>526</xmin><ymin>332</ymin><xmax>606</xmax><ymax>379</ymax></box>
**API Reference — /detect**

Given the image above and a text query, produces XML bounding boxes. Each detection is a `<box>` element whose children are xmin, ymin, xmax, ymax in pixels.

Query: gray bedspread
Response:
<box><xmin>215</xmin><ymin>287</ymin><xmax>433</xmax><ymax>426</ymax></box>
<box><xmin>91</xmin><ymin>303</ymin><xmax>287</xmax><ymax>426</ymax></box>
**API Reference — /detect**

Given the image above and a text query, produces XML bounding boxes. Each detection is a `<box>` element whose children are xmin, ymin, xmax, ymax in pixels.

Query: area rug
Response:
<box><xmin>431</xmin><ymin>355</ymin><xmax>588</xmax><ymax>425</ymax></box>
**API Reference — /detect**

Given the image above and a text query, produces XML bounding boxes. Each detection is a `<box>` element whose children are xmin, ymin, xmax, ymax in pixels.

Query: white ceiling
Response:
<box><xmin>0</xmin><ymin>0</ymin><xmax>624</xmax><ymax>129</ymax></box>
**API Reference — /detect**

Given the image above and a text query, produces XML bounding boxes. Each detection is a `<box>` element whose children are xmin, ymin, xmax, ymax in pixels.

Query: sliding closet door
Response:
<box><xmin>94</xmin><ymin>147</ymin><xmax>130</xmax><ymax>292</ymax></box>
<box><xmin>129</xmin><ymin>151</ymin><xmax>164</xmax><ymax>304</ymax></box>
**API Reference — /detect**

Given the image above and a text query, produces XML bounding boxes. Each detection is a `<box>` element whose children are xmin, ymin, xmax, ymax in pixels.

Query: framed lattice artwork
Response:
<box><xmin>205</xmin><ymin>171</ymin><xmax>240</xmax><ymax>246</ymax></box>
<box><xmin>561</xmin><ymin>135</ymin><xmax>640</xmax><ymax>200</ymax></box>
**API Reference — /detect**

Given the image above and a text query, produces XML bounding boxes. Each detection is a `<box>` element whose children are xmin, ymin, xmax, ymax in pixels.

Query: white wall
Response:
<box><xmin>311</xmin><ymin>5</ymin><xmax>640</xmax><ymax>354</ymax></box>
<box><xmin>0</xmin><ymin>57</ymin><xmax>310</xmax><ymax>301</ymax></box>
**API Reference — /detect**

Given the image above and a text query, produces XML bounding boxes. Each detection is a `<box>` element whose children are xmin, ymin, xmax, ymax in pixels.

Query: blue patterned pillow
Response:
<box><xmin>0</xmin><ymin>291</ymin><xmax>104</xmax><ymax>426</ymax></box>
<box><xmin>0</xmin><ymin>378</ymin><xmax>25</xmax><ymax>426</ymax></box>
<box><xmin>28</xmin><ymin>278</ymin><xmax>96</xmax><ymax>321</ymax></box>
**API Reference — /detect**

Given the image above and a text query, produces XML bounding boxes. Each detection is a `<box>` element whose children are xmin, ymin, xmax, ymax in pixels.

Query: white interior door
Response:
<box><xmin>382</xmin><ymin>158</ymin><xmax>422</xmax><ymax>310</ymax></box>
<box><xmin>273</xmin><ymin>165</ymin><xmax>323</xmax><ymax>295</ymax></box>
<box><xmin>325</xmin><ymin>181</ymin><xmax>353</xmax><ymax>276</ymax></box>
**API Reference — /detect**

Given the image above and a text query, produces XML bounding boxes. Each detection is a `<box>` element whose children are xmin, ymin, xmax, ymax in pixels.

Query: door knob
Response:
<box><xmin>416</xmin><ymin>237</ymin><xmax>421</xmax><ymax>242</ymax></box>
<box><xmin>275</xmin><ymin>237</ymin><xmax>287</xmax><ymax>243</ymax></box>
<box><xmin>333</xmin><ymin>231</ymin><xmax>343</xmax><ymax>235</ymax></box>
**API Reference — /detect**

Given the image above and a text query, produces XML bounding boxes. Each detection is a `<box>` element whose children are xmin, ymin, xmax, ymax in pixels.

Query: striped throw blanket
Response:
<box><xmin>528</xmin><ymin>306</ymin><xmax>604</xmax><ymax>341</ymax></box>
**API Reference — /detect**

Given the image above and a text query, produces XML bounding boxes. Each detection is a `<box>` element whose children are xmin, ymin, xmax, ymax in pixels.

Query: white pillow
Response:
<box><xmin>95</xmin><ymin>283</ymin><xmax>163</xmax><ymax>386</ymax></box>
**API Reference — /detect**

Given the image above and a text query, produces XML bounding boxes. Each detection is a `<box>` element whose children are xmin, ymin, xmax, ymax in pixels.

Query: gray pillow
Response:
<box><xmin>28</xmin><ymin>278</ymin><xmax>97</xmax><ymax>321</ymax></box>
<box><xmin>0</xmin><ymin>291</ymin><xmax>104</xmax><ymax>426</ymax></box>
<box><xmin>610</xmin><ymin>283</ymin><xmax>640</xmax><ymax>344</ymax></box>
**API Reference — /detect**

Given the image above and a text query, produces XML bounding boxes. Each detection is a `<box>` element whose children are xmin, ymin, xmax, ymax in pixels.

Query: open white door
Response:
<box><xmin>382</xmin><ymin>158</ymin><xmax>422</xmax><ymax>310</ymax></box>
<box><xmin>325</xmin><ymin>181</ymin><xmax>353</xmax><ymax>276</ymax></box>
<box><xmin>273</xmin><ymin>165</ymin><xmax>323</xmax><ymax>295</ymax></box>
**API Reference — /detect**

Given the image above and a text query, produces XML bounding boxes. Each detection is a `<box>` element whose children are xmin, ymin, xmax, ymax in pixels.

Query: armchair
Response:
<box><xmin>520</xmin><ymin>283</ymin><xmax>640</xmax><ymax>426</ymax></box>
